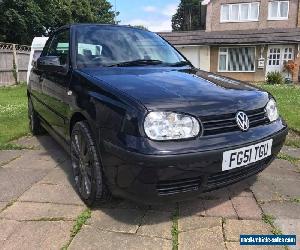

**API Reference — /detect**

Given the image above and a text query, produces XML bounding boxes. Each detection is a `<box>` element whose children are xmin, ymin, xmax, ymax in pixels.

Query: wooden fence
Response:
<box><xmin>0</xmin><ymin>42</ymin><xmax>31</xmax><ymax>86</ymax></box>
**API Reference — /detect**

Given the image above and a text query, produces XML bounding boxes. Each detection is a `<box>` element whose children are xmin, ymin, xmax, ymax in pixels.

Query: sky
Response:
<box><xmin>108</xmin><ymin>0</ymin><xmax>180</xmax><ymax>32</ymax></box>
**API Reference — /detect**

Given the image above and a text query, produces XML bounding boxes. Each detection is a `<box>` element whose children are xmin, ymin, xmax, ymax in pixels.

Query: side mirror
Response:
<box><xmin>37</xmin><ymin>56</ymin><xmax>66</xmax><ymax>73</ymax></box>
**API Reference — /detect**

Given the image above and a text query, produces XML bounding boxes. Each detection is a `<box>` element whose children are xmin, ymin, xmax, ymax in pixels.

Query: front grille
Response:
<box><xmin>157</xmin><ymin>176</ymin><xmax>202</xmax><ymax>196</ymax></box>
<box><xmin>200</xmin><ymin>108</ymin><xmax>269</xmax><ymax>136</ymax></box>
<box><xmin>205</xmin><ymin>157</ymin><xmax>271</xmax><ymax>190</ymax></box>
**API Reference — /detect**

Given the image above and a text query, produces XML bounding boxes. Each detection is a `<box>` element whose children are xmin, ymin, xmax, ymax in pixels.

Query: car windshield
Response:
<box><xmin>75</xmin><ymin>25</ymin><xmax>187</xmax><ymax>68</ymax></box>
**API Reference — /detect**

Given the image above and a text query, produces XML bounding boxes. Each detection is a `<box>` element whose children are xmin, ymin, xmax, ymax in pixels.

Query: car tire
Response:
<box><xmin>28</xmin><ymin>97</ymin><xmax>45</xmax><ymax>135</ymax></box>
<box><xmin>71</xmin><ymin>121</ymin><xmax>111</xmax><ymax>206</ymax></box>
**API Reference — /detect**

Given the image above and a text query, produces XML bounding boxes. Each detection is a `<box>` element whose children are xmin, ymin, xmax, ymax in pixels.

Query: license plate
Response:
<box><xmin>222</xmin><ymin>139</ymin><xmax>273</xmax><ymax>171</ymax></box>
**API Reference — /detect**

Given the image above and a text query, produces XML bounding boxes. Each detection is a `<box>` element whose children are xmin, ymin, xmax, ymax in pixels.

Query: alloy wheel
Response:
<box><xmin>28</xmin><ymin>101</ymin><xmax>34</xmax><ymax>131</ymax></box>
<box><xmin>71</xmin><ymin>130</ymin><xmax>93</xmax><ymax>199</ymax></box>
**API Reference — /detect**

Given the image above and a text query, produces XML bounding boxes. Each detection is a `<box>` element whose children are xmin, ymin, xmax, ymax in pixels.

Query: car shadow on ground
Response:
<box><xmin>35</xmin><ymin>135</ymin><xmax>257</xmax><ymax>225</ymax></box>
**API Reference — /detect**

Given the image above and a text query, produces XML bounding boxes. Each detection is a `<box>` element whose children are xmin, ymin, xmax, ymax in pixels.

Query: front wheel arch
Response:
<box><xmin>69</xmin><ymin>112</ymin><xmax>88</xmax><ymax>136</ymax></box>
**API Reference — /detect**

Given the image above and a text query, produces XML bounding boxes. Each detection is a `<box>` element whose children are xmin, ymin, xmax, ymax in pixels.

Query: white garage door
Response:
<box><xmin>176</xmin><ymin>46</ymin><xmax>210</xmax><ymax>71</ymax></box>
<box><xmin>179</xmin><ymin>47</ymin><xmax>200</xmax><ymax>68</ymax></box>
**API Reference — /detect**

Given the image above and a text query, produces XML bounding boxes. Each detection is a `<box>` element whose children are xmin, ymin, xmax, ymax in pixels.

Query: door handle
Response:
<box><xmin>39</xmin><ymin>74</ymin><xmax>44</xmax><ymax>82</ymax></box>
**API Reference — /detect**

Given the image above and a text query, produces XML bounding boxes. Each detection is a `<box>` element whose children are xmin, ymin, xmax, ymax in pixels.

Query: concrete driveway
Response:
<box><xmin>0</xmin><ymin>135</ymin><xmax>299</xmax><ymax>250</ymax></box>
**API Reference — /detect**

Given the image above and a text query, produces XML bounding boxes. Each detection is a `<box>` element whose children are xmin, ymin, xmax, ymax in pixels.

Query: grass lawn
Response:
<box><xmin>260</xmin><ymin>84</ymin><xmax>300</xmax><ymax>148</ymax></box>
<box><xmin>260</xmin><ymin>84</ymin><xmax>300</xmax><ymax>132</ymax></box>
<box><xmin>0</xmin><ymin>84</ymin><xmax>29</xmax><ymax>149</ymax></box>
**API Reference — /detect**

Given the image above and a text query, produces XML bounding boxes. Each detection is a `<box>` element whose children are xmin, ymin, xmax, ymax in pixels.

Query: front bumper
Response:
<box><xmin>101</xmin><ymin>120</ymin><xmax>288</xmax><ymax>204</ymax></box>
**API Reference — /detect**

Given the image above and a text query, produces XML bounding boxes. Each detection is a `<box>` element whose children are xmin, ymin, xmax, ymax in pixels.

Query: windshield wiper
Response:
<box><xmin>107</xmin><ymin>59</ymin><xmax>164</xmax><ymax>67</ymax></box>
<box><xmin>169</xmin><ymin>61</ymin><xmax>191</xmax><ymax>67</ymax></box>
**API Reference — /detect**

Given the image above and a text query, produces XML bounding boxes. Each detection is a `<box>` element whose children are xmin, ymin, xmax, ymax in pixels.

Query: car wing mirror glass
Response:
<box><xmin>37</xmin><ymin>56</ymin><xmax>67</xmax><ymax>73</ymax></box>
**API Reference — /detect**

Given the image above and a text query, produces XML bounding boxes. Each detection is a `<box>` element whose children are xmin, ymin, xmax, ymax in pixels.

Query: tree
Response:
<box><xmin>0</xmin><ymin>0</ymin><xmax>118</xmax><ymax>45</ymax></box>
<box><xmin>0</xmin><ymin>0</ymin><xmax>45</xmax><ymax>44</ymax></box>
<box><xmin>172</xmin><ymin>0</ymin><xmax>204</xmax><ymax>31</ymax></box>
<box><xmin>128</xmin><ymin>25</ymin><xmax>149</xmax><ymax>31</ymax></box>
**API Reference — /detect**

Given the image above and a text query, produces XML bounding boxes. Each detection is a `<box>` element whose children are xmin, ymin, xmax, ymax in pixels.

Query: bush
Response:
<box><xmin>266</xmin><ymin>71</ymin><xmax>284</xmax><ymax>85</ymax></box>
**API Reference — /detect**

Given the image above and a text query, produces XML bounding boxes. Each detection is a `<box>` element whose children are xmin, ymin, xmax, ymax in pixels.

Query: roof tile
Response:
<box><xmin>159</xmin><ymin>28</ymin><xmax>300</xmax><ymax>45</ymax></box>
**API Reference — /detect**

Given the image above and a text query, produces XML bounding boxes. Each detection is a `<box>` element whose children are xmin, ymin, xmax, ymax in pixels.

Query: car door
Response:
<box><xmin>29</xmin><ymin>38</ymin><xmax>53</xmax><ymax>119</ymax></box>
<box><xmin>40</xmin><ymin>29</ymin><xmax>72</xmax><ymax>140</ymax></box>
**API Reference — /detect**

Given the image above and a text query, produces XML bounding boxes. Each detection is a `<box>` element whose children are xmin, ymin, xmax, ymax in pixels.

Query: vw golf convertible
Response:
<box><xmin>27</xmin><ymin>24</ymin><xmax>288</xmax><ymax>205</ymax></box>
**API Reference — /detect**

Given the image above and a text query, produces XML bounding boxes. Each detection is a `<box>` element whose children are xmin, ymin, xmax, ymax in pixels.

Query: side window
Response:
<box><xmin>47</xmin><ymin>30</ymin><xmax>70</xmax><ymax>65</ymax></box>
<box><xmin>41</xmin><ymin>38</ymin><xmax>53</xmax><ymax>57</ymax></box>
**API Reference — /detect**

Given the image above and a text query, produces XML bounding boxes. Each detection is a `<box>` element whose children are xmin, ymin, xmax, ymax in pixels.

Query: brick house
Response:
<box><xmin>160</xmin><ymin>0</ymin><xmax>300</xmax><ymax>83</ymax></box>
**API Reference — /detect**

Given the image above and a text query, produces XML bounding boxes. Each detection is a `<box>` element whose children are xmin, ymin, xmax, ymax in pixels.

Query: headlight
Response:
<box><xmin>266</xmin><ymin>98</ymin><xmax>279</xmax><ymax>122</ymax></box>
<box><xmin>144</xmin><ymin>112</ymin><xmax>200</xmax><ymax>141</ymax></box>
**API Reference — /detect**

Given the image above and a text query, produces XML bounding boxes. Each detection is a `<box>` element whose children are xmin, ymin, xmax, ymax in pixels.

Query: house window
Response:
<box><xmin>268</xmin><ymin>1</ymin><xmax>289</xmax><ymax>20</ymax></box>
<box><xmin>267</xmin><ymin>46</ymin><xmax>294</xmax><ymax>66</ymax></box>
<box><xmin>218</xmin><ymin>47</ymin><xmax>256</xmax><ymax>72</ymax></box>
<box><xmin>268</xmin><ymin>48</ymin><xmax>281</xmax><ymax>66</ymax></box>
<box><xmin>283</xmin><ymin>47</ymin><xmax>293</xmax><ymax>60</ymax></box>
<box><xmin>221</xmin><ymin>3</ymin><xmax>260</xmax><ymax>22</ymax></box>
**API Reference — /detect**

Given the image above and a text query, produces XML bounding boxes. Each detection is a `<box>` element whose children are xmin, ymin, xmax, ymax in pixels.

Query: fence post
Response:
<box><xmin>12</xmin><ymin>44</ymin><xmax>20</xmax><ymax>84</ymax></box>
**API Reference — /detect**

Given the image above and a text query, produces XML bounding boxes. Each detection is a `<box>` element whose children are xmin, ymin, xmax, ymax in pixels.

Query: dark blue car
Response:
<box><xmin>27</xmin><ymin>24</ymin><xmax>288</xmax><ymax>206</ymax></box>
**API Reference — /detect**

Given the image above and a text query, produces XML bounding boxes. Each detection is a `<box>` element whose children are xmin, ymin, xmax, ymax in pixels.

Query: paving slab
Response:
<box><xmin>96</xmin><ymin>197</ymin><xmax>149</xmax><ymax>211</ymax></box>
<box><xmin>0</xmin><ymin>167</ymin><xmax>48</xmax><ymax>202</ymax></box>
<box><xmin>267</xmin><ymin>177</ymin><xmax>300</xmax><ymax>200</ymax></box>
<box><xmin>39</xmin><ymin>165</ymin><xmax>73</xmax><ymax>187</ymax></box>
<box><xmin>226</xmin><ymin>242</ymin><xmax>285</xmax><ymax>250</ymax></box>
<box><xmin>0</xmin><ymin>150</ymin><xmax>24</xmax><ymax>167</ymax></box>
<box><xmin>0</xmin><ymin>219</ymin><xmax>21</xmax><ymax>245</ymax></box>
<box><xmin>18</xmin><ymin>183</ymin><xmax>84</xmax><ymax>205</ymax></box>
<box><xmin>94</xmin><ymin>198</ymin><xmax>125</xmax><ymax>209</ymax></box>
<box><xmin>261</xmin><ymin>201</ymin><xmax>300</xmax><ymax>219</ymax></box>
<box><xmin>203</xmin><ymin>198</ymin><xmax>238</xmax><ymax>219</ymax></box>
<box><xmin>261</xmin><ymin>160</ymin><xmax>300</xmax><ymax>180</ymax></box>
<box><xmin>3</xmin><ymin>150</ymin><xmax>63</xmax><ymax>170</ymax></box>
<box><xmin>179</xmin><ymin>226</ymin><xmax>226</xmax><ymax>250</ymax></box>
<box><xmin>224</xmin><ymin>219</ymin><xmax>272</xmax><ymax>242</ymax></box>
<box><xmin>178</xmin><ymin>198</ymin><xmax>206</xmax><ymax>217</ymax></box>
<box><xmin>231</xmin><ymin>196</ymin><xmax>262</xmax><ymax>220</ymax></box>
<box><xmin>1</xmin><ymin>221</ymin><xmax>72</xmax><ymax>250</ymax></box>
<box><xmin>89</xmin><ymin>208</ymin><xmax>145</xmax><ymax>234</ymax></box>
<box><xmin>0</xmin><ymin>202</ymin><xmax>85</xmax><ymax>221</ymax></box>
<box><xmin>137</xmin><ymin>210</ymin><xmax>173</xmax><ymax>239</ymax></box>
<box><xmin>148</xmin><ymin>202</ymin><xmax>177</xmax><ymax>212</ymax></box>
<box><xmin>96</xmin><ymin>198</ymin><xmax>149</xmax><ymax>211</ymax></box>
<box><xmin>251</xmin><ymin>177</ymin><xmax>282</xmax><ymax>202</ymax></box>
<box><xmin>199</xmin><ymin>187</ymin><xmax>230</xmax><ymax>200</ymax></box>
<box><xmin>114</xmin><ymin>199</ymin><xmax>149</xmax><ymax>210</ymax></box>
<box><xmin>69</xmin><ymin>225</ymin><xmax>172</xmax><ymax>250</ymax></box>
<box><xmin>227</xmin><ymin>179</ymin><xmax>254</xmax><ymax>198</ymax></box>
<box><xmin>95</xmin><ymin>198</ymin><xmax>148</xmax><ymax>212</ymax></box>
<box><xmin>12</xmin><ymin>136</ymin><xmax>42</xmax><ymax>149</ymax></box>
<box><xmin>281</xmin><ymin>146</ymin><xmax>300</xmax><ymax>159</ymax></box>
<box><xmin>274</xmin><ymin>219</ymin><xmax>300</xmax><ymax>247</ymax></box>
<box><xmin>0</xmin><ymin>202</ymin><xmax>8</xmax><ymax>211</ymax></box>
<box><xmin>13</xmin><ymin>135</ymin><xmax>60</xmax><ymax>151</ymax></box>
<box><xmin>178</xmin><ymin>216</ymin><xmax>222</xmax><ymax>232</ymax></box>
